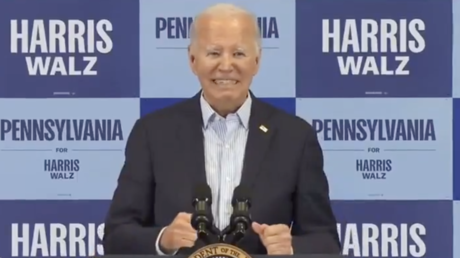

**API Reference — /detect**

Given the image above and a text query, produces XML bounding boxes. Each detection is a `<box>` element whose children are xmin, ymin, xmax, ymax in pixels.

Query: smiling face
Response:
<box><xmin>188</xmin><ymin>13</ymin><xmax>261</xmax><ymax>115</ymax></box>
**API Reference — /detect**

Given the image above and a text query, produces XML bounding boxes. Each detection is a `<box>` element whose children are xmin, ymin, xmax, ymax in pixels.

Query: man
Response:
<box><xmin>103</xmin><ymin>3</ymin><xmax>341</xmax><ymax>255</ymax></box>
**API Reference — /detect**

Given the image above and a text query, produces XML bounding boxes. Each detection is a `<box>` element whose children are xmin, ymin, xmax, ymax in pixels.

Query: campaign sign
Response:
<box><xmin>0</xmin><ymin>200</ymin><xmax>109</xmax><ymax>258</ymax></box>
<box><xmin>296</xmin><ymin>98</ymin><xmax>452</xmax><ymax>200</ymax></box>
<box><xmin>295</xmin><ymin>0</ymin><xmax>452</xmax><ymax>98</ymax></box>
<box><xmin>331</xmin><ymin>200</ymin><xmax>452</xmax><ymax>258</ymax></box>
<box><xmin>0</xmin><ymin>0</ymin><xmax>140</xmax><ymax>98</ymax></box>
<box><xmin>454</xmin><ymin>99</ymin><xmax>460</xmax><ymax>200</ymax></box>
<box><xmin>139</xmin><ymin>0</ymin><xmax>295</xmax><ymax>98</ymax></box>
<box><xmin>140</xmin><ymin>97</ymin><xmax>296</xmax><ymax>117</ymax></box>
<box><xmin>0</xmin><ymin>99</ymin><xmax>139</xmax><ymax>199</ymax></box>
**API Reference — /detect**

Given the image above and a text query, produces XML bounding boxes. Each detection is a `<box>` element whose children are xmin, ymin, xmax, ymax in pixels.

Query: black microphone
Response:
<box><xmin>191</xmin><ymin>184</ymin><xmax>214</xmax><ymax>242</ymax></box>
<box><xmin>226</xmin><ymin>185</ymin><xmax>252</xmax><ymax>244</ymax></box>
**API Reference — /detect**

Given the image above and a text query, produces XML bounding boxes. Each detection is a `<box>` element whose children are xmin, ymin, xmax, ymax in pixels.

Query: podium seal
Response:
<box><xmin>189</xmin><ymin>243</ymin><xmax>251</xmax><ymax>258</ymax></box>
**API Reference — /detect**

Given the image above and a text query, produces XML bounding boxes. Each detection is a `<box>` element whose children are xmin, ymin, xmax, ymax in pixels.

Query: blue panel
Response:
<box><xmin>454</xmin><ymin>99</ymin><xmax>460</xmax><ymax>200</ymax></box>
<box><xmin>295</xmin><ymin>0</ymin><xmax>452</xmax><ymax>98</ymax></box>
<box><xmin>139</xmin><ymin>0</ymin><xmax>295</xmax><ymax>98</ymax></box>
<box><xmin>332</xmin><ymin>200</ymin><xmax>453</xmax><ymax>258</ymax></box>
<box><xmin>454</xmin><ymin>201</ymin><xmax>460</xmax><ymax>258</ymax></box>
<box><xmin>0</xmin><ymin>99</ymin><xmax>139</xmax><ymax>199</ymax></box>
<box><xmin>259</xmin><ymin>98</ymin><xmax>296</xmax><ymax>115</ymax></box>
<box><xmin>297</xmin><ymin>98</ymin><xmax>453</xmax><ymax>200</ymax></box>
<box><xmin>0</xmin><ymin>0</ymin><xmax>140</xmax><ymax>98</ymax></box>
<box><xmin>453</xmin><ymin>0</ymin><xmax>460</xmax><ymax>98</ymax></box>
<box><xmin>140</xmin><ymin>98</ymin><xmax>185</xmax><ymax>117</ymax></box>
<box><xmin>0</xmin><ymin>200</ymin><xmax>109</xmax><ymax>258</ymax></box>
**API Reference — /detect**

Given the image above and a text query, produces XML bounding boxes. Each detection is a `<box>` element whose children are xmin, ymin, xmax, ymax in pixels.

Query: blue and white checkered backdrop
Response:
<box><xmin>0</xmin><ymin>0</ymin><xmax>458</xmax><ymax>257</ymax></box>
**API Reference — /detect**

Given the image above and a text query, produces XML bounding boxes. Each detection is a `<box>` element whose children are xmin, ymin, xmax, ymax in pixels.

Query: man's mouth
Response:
<box><xmin>212</xmin><ymin>79</ymin><xmax>238</xmax><ymax>85</ymax></box>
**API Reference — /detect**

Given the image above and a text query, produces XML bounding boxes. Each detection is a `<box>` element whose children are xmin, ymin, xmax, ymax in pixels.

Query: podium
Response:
<box><xmin>96</xmin><ymin>243</ymin><xmax>348</xmax><ymax>258</ymax></box>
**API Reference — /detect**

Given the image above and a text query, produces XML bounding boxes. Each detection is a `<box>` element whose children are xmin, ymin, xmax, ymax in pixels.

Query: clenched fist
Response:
<box><xmin>159</xmin><ymin>212</ymin><xmax>198</xmax><ymax>254</ymax></box>
<box><xmin>252</xmin><ymin>222</ymin><xmax>293</xmax><ymax>255</ymax></box>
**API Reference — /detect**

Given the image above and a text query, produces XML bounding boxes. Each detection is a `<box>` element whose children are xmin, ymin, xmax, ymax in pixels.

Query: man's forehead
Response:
<box><xmin>195</xmin><ymin>19</ymin><xmax>254</xmax><ymax>40</ymax></box>
<box><xmin>192</xmin><ymin>14</ymin><xmax>258</xmax><ymax>50</ymax></box>
<box><xmin>196</xmin><ymin>34</ymin><xmax>255</xmax><ymax>51</ymax></box>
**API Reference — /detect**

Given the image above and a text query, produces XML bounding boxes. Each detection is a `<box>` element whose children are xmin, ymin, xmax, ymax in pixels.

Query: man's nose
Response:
<box><xmin>218</xmin><ymin>55</ymin><xmax>234</xmax><ymax>72</ymax></box>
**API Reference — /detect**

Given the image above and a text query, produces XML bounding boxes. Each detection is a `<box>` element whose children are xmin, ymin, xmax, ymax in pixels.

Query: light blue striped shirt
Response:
<box><xmin>200</xmin><ymin>94</ymin><xmax>252</xmax><ymax>230</ymax></box>
<box><xmin>156</xmin><ymin>94</ymin><xmax>252</xmax><ymax>254</ymax></box>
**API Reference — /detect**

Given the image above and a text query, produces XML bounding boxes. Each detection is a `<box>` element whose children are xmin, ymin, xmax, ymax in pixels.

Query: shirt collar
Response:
<box><xmin>200</xmin><ymin>93</ymin><xmax>252</xmax><ymax>129</ymax></box>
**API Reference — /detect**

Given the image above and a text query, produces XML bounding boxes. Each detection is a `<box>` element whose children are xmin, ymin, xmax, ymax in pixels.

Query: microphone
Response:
<box><xmin>225</xmin><ymin>185</ymin><xmax>252</xmax><ymax>244</ymax></box>
<box><xmin>191</xmin><ymin>184</ymin><xmax>214</xmax><ymax>243</ymax></box>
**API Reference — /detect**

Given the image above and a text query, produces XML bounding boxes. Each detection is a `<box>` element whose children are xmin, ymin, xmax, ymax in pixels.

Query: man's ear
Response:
<box><xmin>188</xmin><ymin>45</ymin><xmax>197</xmax><ymax>75</ymax></box>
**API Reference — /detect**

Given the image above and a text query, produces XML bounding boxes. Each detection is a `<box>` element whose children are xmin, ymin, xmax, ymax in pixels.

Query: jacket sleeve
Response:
<box><xmin>291</xmin><ymin>124</ymin><xmax>342</xmax><ymax>254</ymax></box>
<box><xmin>103</xmin><ymin>119</ymin><xmax>163</xmax><ymax>254</ymax></box>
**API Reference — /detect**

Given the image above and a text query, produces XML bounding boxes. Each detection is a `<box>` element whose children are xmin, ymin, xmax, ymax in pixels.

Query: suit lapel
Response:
<box><xmin>176</xmin><ymin>93</ymin><xmax>207</xmax><ymax>186</ymax></box>
<box><xmin>241</xmin><ymin>97</ymin><xmax>276</xmax><ymax>189</ymax></box>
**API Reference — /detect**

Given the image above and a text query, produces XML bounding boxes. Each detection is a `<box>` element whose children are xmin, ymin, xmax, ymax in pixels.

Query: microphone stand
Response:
<box><xmin>198</xmin><ymin>225</ymin><xmax>221</xmax><ymax>245</ymax></box>
<box><xmin>197</xmin><ymin>228</ymin><xmax>212</xmax><ymax>245</ymax></box>
<box><xmin>219</xmin><ymin>226</ymin><xmax>231</xmax><ymax>243</ymax></box>
<box><xmin>220</xmin><ymin>224</ymin><xmax>247</xmax><ymax>245</ymax></box>
<box><xmin>230</xmin><ymin>223</ymin><xmax>246</xmax><ymax>244</ymax></box>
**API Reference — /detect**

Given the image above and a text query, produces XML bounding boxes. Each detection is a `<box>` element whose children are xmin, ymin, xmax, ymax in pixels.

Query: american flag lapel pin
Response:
<box><xmin>259</xmin><ymin>125</ymin><xmax>268</xmax><ymax>133</ymax></box>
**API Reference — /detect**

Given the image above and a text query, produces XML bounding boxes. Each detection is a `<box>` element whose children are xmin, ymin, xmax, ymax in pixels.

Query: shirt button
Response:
<box><xmin>226</xmin><ymin>177</ymin><xmax>230</xmax><ymax>181</ymax></box>
<box><xmin>225</xmin><ymin>144</ymin><xmax>230</xmax><ymax>148</ymax></box>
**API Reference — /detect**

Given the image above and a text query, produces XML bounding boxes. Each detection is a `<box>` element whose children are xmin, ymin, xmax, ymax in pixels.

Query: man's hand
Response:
<box><xmin>252</xmin><ymin>222</ymin><xmax>293</xmax><ymax>255</ymax></box>
<box><xmin>159</xmin><ymin>212</ymin><xmax>197</xmax><ymax>253</ymax></box>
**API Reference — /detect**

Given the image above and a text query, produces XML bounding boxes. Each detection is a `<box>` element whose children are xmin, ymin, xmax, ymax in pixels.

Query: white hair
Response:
<box><xmin>189</xmin><ymin>3</ymin><xmax>262</xmax><ymax>52</ymax></box>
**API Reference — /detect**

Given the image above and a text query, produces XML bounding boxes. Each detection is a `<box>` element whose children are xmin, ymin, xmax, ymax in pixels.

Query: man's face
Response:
<box><xmin>188</xmin><ymin>14</ymin><xmax>260</xmax><ymax>107</ymax></box>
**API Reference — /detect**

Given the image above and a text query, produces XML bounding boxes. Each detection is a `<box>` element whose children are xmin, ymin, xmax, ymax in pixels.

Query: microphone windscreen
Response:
<box><xmin>231</xmin><ymin>185</ymin><xmax>251</xmax><ymax>206</ymax></box>
<box><xmin>192</xmin><ymin>183</ymin><xmax>212</xmax><ymax>203</ymax></box>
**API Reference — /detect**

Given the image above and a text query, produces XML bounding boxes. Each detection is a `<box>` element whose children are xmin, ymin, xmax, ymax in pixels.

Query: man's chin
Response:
<box><xmin>215</xmin><ymin>92</ymin><xmax>239</xmax><ymax>103</ymax></box>
<box><xmin>205</xmin><ymin>88</ymin><xmax>246</xmax><ymax>106</ymax></box>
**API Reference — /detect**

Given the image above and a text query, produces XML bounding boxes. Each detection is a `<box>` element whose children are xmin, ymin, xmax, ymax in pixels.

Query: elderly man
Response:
<box><xmin>103</xmin><ymin>3</ymin><xmax>341</xmax><ymax>255</ymax></box>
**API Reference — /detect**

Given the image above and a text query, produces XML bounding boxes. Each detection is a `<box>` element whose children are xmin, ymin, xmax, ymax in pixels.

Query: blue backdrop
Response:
<box><xmin>0</xmin><ymin>0</ymin><xmax>458</xmax><ymax>257</ymax></box>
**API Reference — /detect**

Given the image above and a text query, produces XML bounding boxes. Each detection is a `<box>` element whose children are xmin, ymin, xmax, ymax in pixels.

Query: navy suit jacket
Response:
<box><xmin>103</xmin><ymin>92</ymin><xmax>341</xmax><ymax>255</ymax></box>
